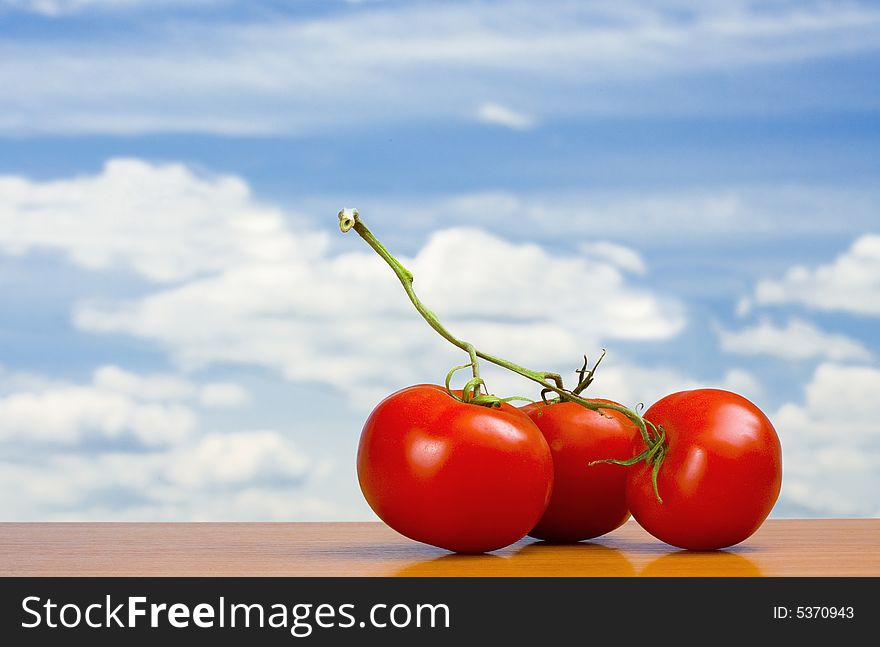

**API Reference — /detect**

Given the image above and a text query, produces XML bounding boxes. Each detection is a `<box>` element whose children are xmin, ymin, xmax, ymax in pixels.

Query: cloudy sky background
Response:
<box><xmin>0</xmin><ymin>0</ymin><xmax>878</xmax><ymax>520</ymax></box>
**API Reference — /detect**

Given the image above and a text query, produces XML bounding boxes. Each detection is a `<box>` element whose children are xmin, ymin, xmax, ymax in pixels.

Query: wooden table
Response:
<box><xmin>0</xmin><ymin>519</ymin><xmax>876</xmax><ymax>577</ymax></box>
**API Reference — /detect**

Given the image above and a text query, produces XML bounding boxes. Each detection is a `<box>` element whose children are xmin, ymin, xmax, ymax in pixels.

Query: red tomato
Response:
<box><xmin>358</xmin><ymin>384</ymin><xmax>554</xmax><ymax>553</ymax></box>
<box><xmin>520</xmin><ymin>399</ymin><xmax>639</xmax><ymax>542</ymax></box>
<box><xmin>628</xmin><ymin>389</ymin><xmax>782</xmax><ymax>551</ymax></box>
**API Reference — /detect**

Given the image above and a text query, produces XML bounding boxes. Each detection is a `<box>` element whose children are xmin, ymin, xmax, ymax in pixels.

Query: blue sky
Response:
<box><xmin>0</xmin><ymin>0</ymin><xmax>878</xmax><ymax>521</ymax></box>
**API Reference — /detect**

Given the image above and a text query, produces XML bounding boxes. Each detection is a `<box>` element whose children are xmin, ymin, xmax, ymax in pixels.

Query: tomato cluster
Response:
<box><xmin>358</xmin><ymin>386</ymin><xmax>782</xmax><ymax>553</ymax></box>
<box><xmin>341</xmin><ymin>208</ymin><xmax>783</xmax><ymax>554</ymax></box>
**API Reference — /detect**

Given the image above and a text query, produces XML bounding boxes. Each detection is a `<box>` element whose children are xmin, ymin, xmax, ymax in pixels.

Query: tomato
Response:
<box><xmin>628</xmin><ymin>389</ymin><xmax>782</xmax><ymax>551</ymax></box>
<box><xmin>520</xmin><ymin>399</ymin><xmax>638</xmax><ymax>542</ymax></box>
<box><xmin>358</xmin><ymin>384</ymin><xmax>554</xmax><ymax>553</ymax></box>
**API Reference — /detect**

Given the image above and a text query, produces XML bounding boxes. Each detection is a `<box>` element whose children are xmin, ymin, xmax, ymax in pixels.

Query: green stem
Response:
<box><xmin>339</xmin><ymin>209</ymin><xmax>558</xmax><ymax>389</ymax></box>
<box><xmin>337</xmin><ymin>208</ymin><xmax>658</xmax><ymax>449</ymax></box>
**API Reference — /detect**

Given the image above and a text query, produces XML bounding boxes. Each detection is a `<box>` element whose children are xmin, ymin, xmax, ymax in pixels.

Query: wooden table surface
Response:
<box><xmin>0</xmin><ymin>519</ymin><xmax>877</xmax><ymax>577</ymax></box>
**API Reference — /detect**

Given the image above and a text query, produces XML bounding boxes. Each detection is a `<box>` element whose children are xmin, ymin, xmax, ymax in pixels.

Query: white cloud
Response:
<box><xmin>0</xmin><ymin>158</ymin><xmax>324</xmax><ymax>282</ymax></box>
<box><xmin>778</xmin><ymin>363</ymin><xmax>880</xmax><ymax>437</ymax></box>
<box><xmin>0</xmin><ymin>363</ymin><xmax>335</xmax><ymax>521</ymax></box>
<box><xmin>0</xmin><ymin>431</ymin><xmax>329</xmax><ymax>521</ymax></box>
<box><xmin>0</xmin><ymin>384</ymin><xmax>197</xmax><ymax>446</ymax></box>
<box><xmin>1</xmin><ymin>1</ymin><xmax>879</xmax><ymax>134</ymax></box>
<box><xmin>94</xmin><ymin>365</ymin><xmax>249</xmax><ymax>407</ymax></box>
<box><xmin>773</xmin><ymin>362</ymin><xmax>880</xmax><ymax>516</ymax></box>
<box><xmin>93</xmin><ymin>365</ymin><xmax>198</xmax><ymax>400</ymax></box>
<box><xmin>580</xmin><ymin>241</ymin><xmax>646</xmax><ymax>275</ymax></box>
<box><xmin>735</xmin><ymin>296</ymin><xmax>752</xmax><ymax>317</ymax></box>
<box><xmin>753</xmin><ymin>234</ymin><xmax>880</xmax><ymax>315</ymax></box>
<box><xmin>165</xmin><ymin>430</ymin><xmax>310</xmax><ymax>488</ymax></box>
<box><xmin>476</xmin><ymin>102</ymin><xmax>534</xmax><ymax>130</ymax></box>
<box><xmin>198</xmin><ymin>382</ymin><xmax>250</xmax><ymax>407</ymax></box>
<box><xmin>0</xmin><ymin>365</ymin><xmax>249</xmax><ymax>445</ymax></box>
<box><xmin>717</xmin><ymin>318</ymin><xmax>873</xmax><ymax>361</ymax></box>
<box><xmin>412</xmin><ymin>228</ymin><xmax>680</xmax><ymax>340</ymax></box>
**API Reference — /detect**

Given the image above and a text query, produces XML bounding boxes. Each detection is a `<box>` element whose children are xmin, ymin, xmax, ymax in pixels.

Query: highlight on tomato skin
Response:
<box><xmin>520</xmin><ymin>399</ymin><xmax>639</xmax><ymax>543</ymax></box>
<box><xmin>626</xmin><ymin>388</ymin><xmax>783</xmax><ymax>551</ymax></box>
<box><xmin>357</xmin><ymin>384</ymin><xmax>554</xmax><ymax>554</ymax></box>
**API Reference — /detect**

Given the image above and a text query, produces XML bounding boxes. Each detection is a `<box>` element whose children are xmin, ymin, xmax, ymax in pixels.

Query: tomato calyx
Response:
<box><xmin>590</xmin><ymin>415</ymin><xmax>668</xmax><ymax>503</ymax></box>
<box><xmin>571</xmin><ymin>350</ymin><xmax>606</xmax><ymax>396</ymax></box>
<box><xmin>540</xmin><ymin>351</ymin><xmax>606</xmax><ymax>405</ymax></box>
<box><xmin>444</xmin><ymin>363</ymin><xmax>536</xmax><ymax>409</ymax></box>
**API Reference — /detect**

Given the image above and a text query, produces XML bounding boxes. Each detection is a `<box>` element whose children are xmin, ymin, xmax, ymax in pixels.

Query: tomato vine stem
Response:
<box><xmin>338</xmin><ymin>207</ymin><xmax>667</xmax><ymax>500</ymax></box>
<box><xmin>338</xmin><ymin>208</ymin><xmax>561</xmax><ymax>393</ymax></box>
